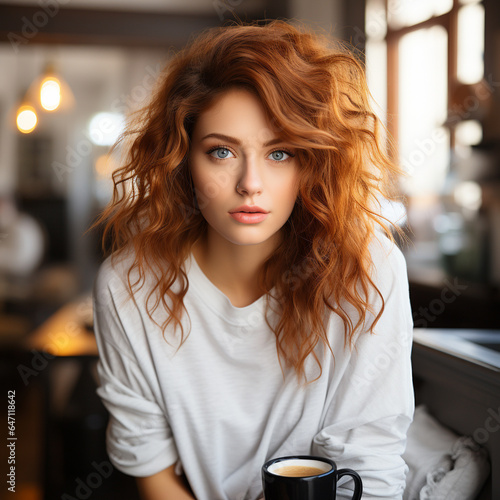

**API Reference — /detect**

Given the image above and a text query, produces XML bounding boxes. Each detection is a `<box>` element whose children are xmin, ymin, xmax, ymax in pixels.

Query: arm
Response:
<box><xmin>93</xmin><ymin>259</ymin><xmax>180</xmax><ymax>480</ymax></box>
<box><xmin>313</xmin><ymin>242</ymin><xmax>414</xmax><ymax>499</ymax></box>
<box><xmin>136</xmin><ymin>465</ymin><xmax>195</xmax><ymax>500</ymax></box>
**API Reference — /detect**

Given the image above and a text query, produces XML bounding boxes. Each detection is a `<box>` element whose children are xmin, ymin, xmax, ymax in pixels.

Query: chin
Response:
<box><xmin>227</xmin><ymin>236</ymin><xmax>270</xmax><ymax>246</ymax></box>
<box><xmin>227</xmin><ymin>230</ymin><xmax>281</xmax><ymax>247</ymax></box>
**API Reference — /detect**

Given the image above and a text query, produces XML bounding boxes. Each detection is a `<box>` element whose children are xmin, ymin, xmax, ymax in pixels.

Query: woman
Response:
<box><xmin>93</xmin><ymin>20</ymin><xmax>414</xmax><ymax>500</ymax></box>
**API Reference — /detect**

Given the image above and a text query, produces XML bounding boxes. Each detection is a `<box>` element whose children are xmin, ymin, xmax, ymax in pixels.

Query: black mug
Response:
<box><xmin>262</xmin><ymin>455</ymin><xmax>363</xmax><ymax>500</ymax></box>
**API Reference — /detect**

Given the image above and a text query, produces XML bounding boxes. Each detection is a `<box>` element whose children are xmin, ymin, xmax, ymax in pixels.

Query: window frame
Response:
<box><xmin>385</xmin><ymin>0</ymin><xmax>463</xmax><ymax>155</ymax></box>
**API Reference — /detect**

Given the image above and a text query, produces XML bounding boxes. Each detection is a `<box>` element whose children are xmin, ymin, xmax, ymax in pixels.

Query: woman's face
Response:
<box><xmin>189</xmin><ymin>88</ymin><xmax>300</xmax><ymax>248</ymax></box>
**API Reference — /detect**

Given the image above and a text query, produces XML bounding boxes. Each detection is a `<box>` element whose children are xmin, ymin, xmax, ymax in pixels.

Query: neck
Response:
<box><xmin>192</xmin><ymin>230</ymin><xmax>281</xmax><ymax>307</ymax></box>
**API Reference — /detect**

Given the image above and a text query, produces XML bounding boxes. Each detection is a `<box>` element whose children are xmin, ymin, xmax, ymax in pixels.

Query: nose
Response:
<box><xmin>236</xmin><ymin>155</ymin><xmax>263</xmax><ymax>196</ymax></box>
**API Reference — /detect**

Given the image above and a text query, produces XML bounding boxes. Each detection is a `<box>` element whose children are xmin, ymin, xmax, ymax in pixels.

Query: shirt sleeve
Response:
<box><xmin>312</xmin><ymin>239</ymin><xmax>414</xmax><ymax>499</ymax></box>
<box><xmin>93</xmin><ymin>258</ymin><xmax>179</xmax><ymax>477</ymax></box>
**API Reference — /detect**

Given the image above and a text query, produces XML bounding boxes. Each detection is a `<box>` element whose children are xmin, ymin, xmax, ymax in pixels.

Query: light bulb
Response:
<box><xmin>40</xmin><ymin>77</ymin><xmax>61</xmax><ymax>111</ymax></box>
<box><xmin>16</xmin><ymin>105</ymin><xmax>38</xmax><ymax>133</ymax></box>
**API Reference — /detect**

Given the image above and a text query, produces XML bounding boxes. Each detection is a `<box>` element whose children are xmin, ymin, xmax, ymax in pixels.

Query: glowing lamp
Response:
<box><xmin>16</xmin><ymin>105</ymin><xmax>38</xmax><ymax>134</ymax></box>
<box><xmin>40</xmin><ymin>77</ymin><xmax>62</xmax><ymax>111</ymax></box>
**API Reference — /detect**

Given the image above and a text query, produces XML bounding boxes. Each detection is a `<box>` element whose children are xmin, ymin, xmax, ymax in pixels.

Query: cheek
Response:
<box><xmin>191</xmin><ymin>167</ymin><xmax>211</xmax><ymax>210</ymax></box>
<box><xmin>277</xmin><ymin>171</ymin><xmax>300</xmax><ymax>205</ymax></box>
<box><xmin>191</xmin><ymin>167</ymin><xmax>231</xmax><ymax>210</ymax></box>
<box><xmin>193</xmin><ymin>163</ymin><xmax>239</xmax><ymax>207</ymax></box>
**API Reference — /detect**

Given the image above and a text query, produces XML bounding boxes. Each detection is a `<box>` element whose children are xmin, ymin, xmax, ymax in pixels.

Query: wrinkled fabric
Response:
<box><xmin>94</xmin><ymin>235</ymin><xmax>414</xmax><ymax>500</ymax></box>
<box><xmin>419</xmin><ymin>436</ymin><xmax>490</xmax><ymax>500</ymax></box>
<box><xmin>403</xmin><ymin>406</ymin><xmax>490</xmax><ymax>500</ymax></box>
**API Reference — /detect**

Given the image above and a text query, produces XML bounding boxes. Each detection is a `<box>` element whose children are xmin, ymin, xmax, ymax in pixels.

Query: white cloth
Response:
<box><xmin>93</xmin><ymin>234</ymin><xmax>414</xmax><ymax>500</ymax></box>
<box><xmin>403</xmin><ymin>406</ymin><xmax>490</xmax><ymax>500</ymax></box>
<box><xmin>420</xmin><ymin>436</ymin><xmax>490</xmax><ymax>500</ymax></box>
<box><xmin>403</xmin><ymin>405</ymin><xmax>459</xmax><ymax>500</ymax></box>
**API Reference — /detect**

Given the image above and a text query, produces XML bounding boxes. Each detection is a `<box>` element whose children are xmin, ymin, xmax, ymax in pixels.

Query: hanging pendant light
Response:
<box><xmin>16</xmin><ymin>104</ymin><xmax>38</xmax><ymax>134</ymax></box>
<box><xmin>40</xmin><ymin>75</ymin><xmax>62</xmax><ymax>111</ymax></box>
<box><xmin>34</xmin><ymin>63</ymin><xmax>74</xmax><ymax>112</ymax></box>
<box><xmin>14</xmin><ymin>62</ymin><xmax>74</xmax><ymax>134</ymax></box>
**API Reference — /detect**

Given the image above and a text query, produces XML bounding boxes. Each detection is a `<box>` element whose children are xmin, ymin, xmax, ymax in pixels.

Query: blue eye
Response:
<box><xmin>269</xmin><ymin>150</ymin><xmax>291</xmax><ymax>161</ymax></box>
<box><xmin>209</xmin><ymin>147</ymin><xmax>233</xmax><ymax>159</ymax></box>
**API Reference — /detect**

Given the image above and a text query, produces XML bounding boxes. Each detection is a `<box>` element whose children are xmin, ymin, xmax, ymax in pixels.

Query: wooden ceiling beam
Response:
<box><xmin>0</xmin><ymin>3</ymin><xmax>261</xmax><ymax>49</ymax></box>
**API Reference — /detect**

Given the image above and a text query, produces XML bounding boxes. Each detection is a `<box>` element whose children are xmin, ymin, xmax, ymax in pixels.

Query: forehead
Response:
<box><xmin>192</xmin><ymin>88</ymin><xmax>277</xmax><ymax>143</ymax></box>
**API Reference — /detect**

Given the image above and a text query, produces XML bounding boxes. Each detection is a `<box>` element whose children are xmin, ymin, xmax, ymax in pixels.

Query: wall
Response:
<box><xmin>289</xmin><ymin>0</ymin><xmax>344</xmax><ymax>38</ymax></box>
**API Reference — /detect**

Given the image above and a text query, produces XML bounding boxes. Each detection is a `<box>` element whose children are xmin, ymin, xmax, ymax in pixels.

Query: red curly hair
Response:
<box><xmin>98</xmin><ymin>20</ymin><xmax>402</xmax><ymax>380</ymax></box>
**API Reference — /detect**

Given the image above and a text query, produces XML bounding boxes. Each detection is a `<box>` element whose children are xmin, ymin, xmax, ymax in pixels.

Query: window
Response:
<box><xmin>366</xmin><ymin>0</ymin><xmax>485</xmax><ymax>193</ymax></box>
<box><xmin>365</xmin><ymin>0</ymin><xmax>487</xmax><ymax>283</ymax></box>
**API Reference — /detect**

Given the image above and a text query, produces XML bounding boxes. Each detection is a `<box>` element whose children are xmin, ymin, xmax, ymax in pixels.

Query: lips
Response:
<box><xmin>229</xmin><ymin>205</ymin><xmax>269</xmax><ymax>214</ymax></box>
<box><xmin>229</xmin><ymin>212</ymin><xmax>269</xmax><ymax>223</ymax></box>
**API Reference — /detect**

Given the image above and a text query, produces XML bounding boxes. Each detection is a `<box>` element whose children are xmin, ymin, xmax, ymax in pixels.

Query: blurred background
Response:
<box><xmin>0</xmin><ymin>0</ymin><xmax>499</xmax><ymax>499</ymax></box>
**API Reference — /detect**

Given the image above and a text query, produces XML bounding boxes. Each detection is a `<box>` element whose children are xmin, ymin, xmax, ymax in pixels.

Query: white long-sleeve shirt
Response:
<box><xmin>93</xmin><ymin>234</ymin><xmax>414</xmax><ymax>500</ymax></box>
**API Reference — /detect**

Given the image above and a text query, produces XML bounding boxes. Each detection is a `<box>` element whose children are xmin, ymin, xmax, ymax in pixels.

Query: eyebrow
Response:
<box><xmin>200</xmin><ymin>133</ymin><xmax>284</xmax><ymax>148</ymax></box>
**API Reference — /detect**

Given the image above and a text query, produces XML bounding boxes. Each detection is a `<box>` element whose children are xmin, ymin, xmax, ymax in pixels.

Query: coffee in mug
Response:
<box><xmin>262</xmin><ymin>455</ymin><xmax>362</xmax><ymax>500</ymax></box>
<box><xmin>273</xmin><ymin>465</ymin><xmax>326</xmax><ymax>477</ymax></box>
<box><xmin>269</xmin><ymin>458</ymin><xmax>331</xmax><ymax>478</ymax></box>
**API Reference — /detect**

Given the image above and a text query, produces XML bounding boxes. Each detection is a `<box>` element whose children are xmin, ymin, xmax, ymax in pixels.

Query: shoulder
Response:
<box><xmin>94</xmin><ymin>251</ymin><xmax>133</xmax><ymax>293</ymax></box>
<box><xmin>93</xmin><ymin>248</ymin><xmax>184</xmax><ymax>317</ymax></box>
<box><xmin>368</xmin><ymin>231</ymin><xmax>407</xmax><ymax>271</ymax></box>
<box><xmin>366</xmin><ymin>231</ymin><xmax>408</xmax><ymax>293</ymax></box>
<box><xmin>93</xmin><ymin>249</ymin><xmax>142</xmax><ymax>312</ymax></box>
<box><xmin>93</xmin><ymin>250</ymin><xmax>157</xmax><ymax>355</ymax></box>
